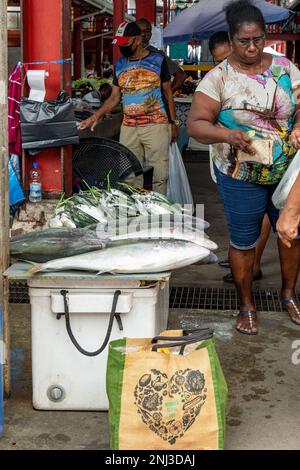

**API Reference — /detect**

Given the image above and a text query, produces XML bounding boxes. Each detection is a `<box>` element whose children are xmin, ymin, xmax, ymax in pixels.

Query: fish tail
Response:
<box><xmin>26</xmin><ymin>263</ymin><xmax>43</xmax><ymax>275</ymax></box>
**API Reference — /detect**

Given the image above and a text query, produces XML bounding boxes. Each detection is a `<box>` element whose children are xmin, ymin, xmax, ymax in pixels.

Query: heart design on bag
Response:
<box><xmin>134</xmin><ymin>368</ymin><xmax>207</xmax><ymax>445</ymax></box>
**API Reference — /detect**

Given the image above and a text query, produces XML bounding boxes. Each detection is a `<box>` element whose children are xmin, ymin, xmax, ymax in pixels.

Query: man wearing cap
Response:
<box><xmin>79</xmin><ymin>21</ymin><xmax>179</xmax><ymax>194</ymax></box>
<box><xmin>136</xmin><ymin>18</ymin><xmax>187</xmax><ymax>93</ymax></box>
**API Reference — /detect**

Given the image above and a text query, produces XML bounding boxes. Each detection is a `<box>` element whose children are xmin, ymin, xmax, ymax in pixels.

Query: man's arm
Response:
<box><xmin>171</xmin><ymin>69</ymin><xmax>188</xmax><ymax>94</ymax></box>
<box><xmin>161</xmin><ymin>80</ymin><xmax>179</xmax><ymax>142</ymax></box>
<box><xmin>164</xmin><ymin>54</ymin><xmax>187</xmax><ymax>93</ymax></box>
<box><xmin>78</xmin><ymin>85</ymin><xmax>121</xmax><ymax>131</ymax></box>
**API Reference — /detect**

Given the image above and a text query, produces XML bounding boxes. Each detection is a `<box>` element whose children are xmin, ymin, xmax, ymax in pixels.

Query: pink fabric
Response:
<box><xmin>8</xmin><ymin>64</ymin><xmax>22</xmax><ymax>156</ymax></box>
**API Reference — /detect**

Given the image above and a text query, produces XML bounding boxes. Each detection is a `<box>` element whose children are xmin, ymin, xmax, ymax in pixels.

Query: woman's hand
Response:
<box><xmin>290</xmin><ymin>127</ymin><xmax>300</xmax><ymax>150</ymax></box>
<box><xmin>226</xmin><ymin>130</ymin><xmax>255</xmax><ymax>155</ymax></box>
<box><xmin>277</xmin><ymin>209</ymin><xmax>300</xmax><ymax>248</ymax></box>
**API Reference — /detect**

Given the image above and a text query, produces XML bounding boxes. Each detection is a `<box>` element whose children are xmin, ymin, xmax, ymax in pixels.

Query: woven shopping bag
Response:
<box><xmin>107</xmin><ymin>329</ymin><xmax>228</xmax><ymax>450</ymax></box>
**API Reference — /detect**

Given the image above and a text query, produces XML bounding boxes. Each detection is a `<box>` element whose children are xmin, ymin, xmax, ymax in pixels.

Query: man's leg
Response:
<box><xmin>141</xmin><ymin>123</ymin><xmax>170</xmax><ymax>194</ymax></box>
<box><xmin>120</xmin><ymin>125</ymin><xmax>144</xmax><ymax>189</ymax></box>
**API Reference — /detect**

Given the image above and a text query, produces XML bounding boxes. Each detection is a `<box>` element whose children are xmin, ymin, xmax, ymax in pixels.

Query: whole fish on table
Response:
<box><xmin>108</xmin><ymin>227</ymin><xmax>218</xmax><ymax>251</ymax></box>
<box><xmin>27</xmin><ymin>240</ymin><xmax>214</xmax><ymax>275</ymax></box>
<box><xmin>10</xmin><ymin>227</ymin><xmax>107</xmax><ymax>263</ymax></box>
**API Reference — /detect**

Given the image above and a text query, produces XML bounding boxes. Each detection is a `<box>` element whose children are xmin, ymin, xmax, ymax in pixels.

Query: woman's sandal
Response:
<box><xmin>235</xmin><ymin>311</ymin><xmax>258</xmax><ymax>336</ymax></box>
<box><xmin>281</xmin><ymin>298</ymin><xmax>300</xmax><ymax>326</ymax></box>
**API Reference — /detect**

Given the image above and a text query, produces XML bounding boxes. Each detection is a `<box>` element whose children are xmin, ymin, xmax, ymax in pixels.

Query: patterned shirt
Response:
<box><xmin>196</xmin><ymin>56</ymin><xmax>300</xmax><ymax>184</ymax></box>
<box><xmin>114</xmin><ymin>52</ymin><xmax>170</xmax><ymax>127</ymax></box>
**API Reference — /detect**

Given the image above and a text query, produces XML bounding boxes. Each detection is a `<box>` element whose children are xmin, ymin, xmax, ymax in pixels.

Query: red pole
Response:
<box><xmin>136</xmin><ymin>0</ymin><xmax>156</xmax><ymax>25</ymax></box>
<box><xmin>163</xmin><ymin>0</ymin><xmax>168</xmax><ymax>28</ymax></box>
<box><xmin>113</xmin><ymin>0</ymin><xmax>125</xmax><ymax>64</ymax></box>
<box><xmin>23</xmin><ymin>0</ymin><xmax>67</xmax><ymax>196</ymax></box>
<box><xmin>73</xmin><ymin>7</ymin><xmax>82</xmax><ymax>80</ymax></box>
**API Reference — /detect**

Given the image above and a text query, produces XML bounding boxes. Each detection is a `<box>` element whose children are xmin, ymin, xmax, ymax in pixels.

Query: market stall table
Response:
<box><xmin>5</xmin><ymin>263</ymin><xmax>170</xmax><ymax>411</ymax></box>
<box><xmin>174</xmin><ymin>96</ymin><xmax>193</xmax><ymax>153</ymax></box>
<box><xmin>78</xmin><ymin>111</ymin><xmax>123</xmax><ymax>141</ymax></box>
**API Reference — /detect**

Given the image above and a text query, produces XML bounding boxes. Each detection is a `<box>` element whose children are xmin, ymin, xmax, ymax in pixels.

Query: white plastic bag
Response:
<box><xmin>167</xmin><ymin>143</ymin><xmax>194</xmax><ymax>208</ymax></box>
<box><xmin>209</xmin><ymin>145</ymin><xmax>217</xmax><ymax>184</ymax></box>
<box><xmin>272</xmin><ymin>150</ymin><xmax>300</xmax><ymax>209</ymax></box>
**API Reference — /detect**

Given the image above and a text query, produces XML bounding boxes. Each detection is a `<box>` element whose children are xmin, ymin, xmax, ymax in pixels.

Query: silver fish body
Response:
<box><xmin>28</xmin><ymin>240</ymin><xmax>212</xmax><ymax>275</ymax></box>
<box><xmin>108</xmin><ymin>227</ymin><xmax>217</xmax><ymax>251</ymax></box>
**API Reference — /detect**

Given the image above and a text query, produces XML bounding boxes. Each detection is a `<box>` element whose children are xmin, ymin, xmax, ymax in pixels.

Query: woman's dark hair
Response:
<box><xmin>224</xmin><ymin>0</ymin><xmax>266</xmax><ymax>37</ymax></box>
<box><xmin>209</xmin><ymin>31</ymin><xmax>230</xmax><ymax>54</ymax></box>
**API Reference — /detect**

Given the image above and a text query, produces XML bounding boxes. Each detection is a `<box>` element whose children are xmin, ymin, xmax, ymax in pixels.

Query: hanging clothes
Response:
<box><xmin>8</xmin><ymin>63</ymin><xmax>22</xmax><ymax>157</ymax></box>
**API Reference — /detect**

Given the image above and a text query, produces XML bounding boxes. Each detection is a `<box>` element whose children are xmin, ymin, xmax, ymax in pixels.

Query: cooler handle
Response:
<box><xmin>59</xmin><ymin>289</ymin><xmax>122</xmax><ymax>357</ymax></box>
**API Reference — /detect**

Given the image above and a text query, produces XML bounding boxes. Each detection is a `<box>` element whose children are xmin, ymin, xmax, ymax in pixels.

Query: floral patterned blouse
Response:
<box><xmin>196</xmin><ymin>56</ymin><xmax>300</xmax><ymax>184</ymax></box>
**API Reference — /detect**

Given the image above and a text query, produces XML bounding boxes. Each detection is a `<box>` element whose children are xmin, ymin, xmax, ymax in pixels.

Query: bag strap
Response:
<box><xmin>60</xmin><ymin>289</ymin><xmax>122</xmax><ymax>357</ymax></box>
<box><xmin>151</xmin><ymin>328</ymin><xmax>213</xmax><ymax>343</ymax></box>
<box><xmin>151</xmin><ymin>328</ymin><xmax>214</xmax><ymax>354</ymax></box>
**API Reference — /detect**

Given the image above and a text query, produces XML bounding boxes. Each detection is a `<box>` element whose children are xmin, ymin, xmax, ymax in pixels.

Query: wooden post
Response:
<box><xmin>0</xmin><ymin>0</ymin><xmax>11</xmax><ymax>398</ymax></box>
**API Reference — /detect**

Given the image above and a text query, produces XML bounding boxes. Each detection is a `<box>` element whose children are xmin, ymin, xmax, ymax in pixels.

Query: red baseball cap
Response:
<box><xmin>112</xmin><ymin>21</ymin><xmax>141</xmax><ymax>46</ymax></box>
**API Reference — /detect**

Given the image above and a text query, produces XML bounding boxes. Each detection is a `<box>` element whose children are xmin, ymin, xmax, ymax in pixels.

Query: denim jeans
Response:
<box><xmin>214</xmin><ymin>164</ymin><xmax>279</xmax><ymax>250</ymax></box>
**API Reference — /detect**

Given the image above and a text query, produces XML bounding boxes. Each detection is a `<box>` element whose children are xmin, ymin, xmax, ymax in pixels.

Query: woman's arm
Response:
<box><xmin>277</xmin><ymin>172</ymin><xmax>300</xmax><ymax>248</ymax></box>
<box><xmin>187</xmin><ymin>92</ymin><xmax>254</xmax><ymax>153</ymax></box>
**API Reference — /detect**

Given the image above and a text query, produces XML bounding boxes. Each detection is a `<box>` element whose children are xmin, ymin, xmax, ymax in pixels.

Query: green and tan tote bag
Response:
<box><xmin>107</xmin><ymin>328</ymin><xmax>228</xmax><ymax>450</ymax></box>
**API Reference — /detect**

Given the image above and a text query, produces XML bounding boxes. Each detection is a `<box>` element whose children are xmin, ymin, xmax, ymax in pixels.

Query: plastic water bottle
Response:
<box><xmin>29</xmin><ymin>162</ymin><xmax>42</xmax><ymax>203</ymax></box>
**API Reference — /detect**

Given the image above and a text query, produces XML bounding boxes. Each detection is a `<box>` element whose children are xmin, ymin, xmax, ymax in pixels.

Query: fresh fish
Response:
<box><xmin>27</xmin><ymin>240</ymin><xmax>212</xmax><ymax>275</ymax></box>
<box><xmin>107</xmin><ymin>226</ymin><xmax>217</xmax><ymax>251</ymax></box>
<box><xmin>11</xmin><ymin>227</ymin><xmax>107</xmax><ymax>263</ymax></box>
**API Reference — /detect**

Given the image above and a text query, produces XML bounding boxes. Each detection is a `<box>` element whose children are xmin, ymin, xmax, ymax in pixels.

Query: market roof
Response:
<box><xmin>163</xmin><ymin>0</ymin><xmax>291</xmax><ymax>43</ymax></box>
<box><xmin>289</xmin><ymin>0</ymin><xmax>300</xmax><ymax>10</ymax></box>
<box><xmin>82</xmin><ymin>0</ymin><xmax>135</xmax><ymax>21</ymax></box>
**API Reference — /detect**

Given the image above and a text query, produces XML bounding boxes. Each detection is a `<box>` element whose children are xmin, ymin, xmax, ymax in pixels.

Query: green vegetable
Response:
<box><xmin>74</xmin><ymin>77</ymin><xmax>111</xmax><ymax>91</ymax></box>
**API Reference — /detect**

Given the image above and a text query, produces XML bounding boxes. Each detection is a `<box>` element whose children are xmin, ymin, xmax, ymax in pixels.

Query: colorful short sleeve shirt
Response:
<box><xmin>196</xmin><ymin>56</ymin><xmax>300</xmax><ymax>184</ymax></box>
<box><xmin>114</xmin><ymin>52</ymin><xmax>170</xmax><ymax>127</ymax></box>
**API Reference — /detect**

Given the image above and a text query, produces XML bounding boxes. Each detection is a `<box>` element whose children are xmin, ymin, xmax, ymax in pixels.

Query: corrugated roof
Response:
<box><xmin>82</xmin><ymin>0</ymin><xmax>135</xmax><ymax>20</ymax></box>
<box><xmin>289</xmin><ymin>0</ymin><xmax>300</xmax><ymax>10</ymax></box>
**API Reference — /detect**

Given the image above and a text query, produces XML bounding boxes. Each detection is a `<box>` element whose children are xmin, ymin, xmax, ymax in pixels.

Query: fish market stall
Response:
<box><xmin>174</xmin><ymin>95</ymin><xmax>193</xmax><ymax>153</ymax></box>
<box><xmin>173</xmin><ymin>78</ymin><xmax>199</xmax><ymax>153</ymax></box>
<box><xmin>6</xmin><ymin>185</ymin><xmax>218</xmax><ymax>411</ymax></box>
<box><xmin>4</xmin><ymin>263</ymin><xmax>170</xmax><ymax>410</ymax></box>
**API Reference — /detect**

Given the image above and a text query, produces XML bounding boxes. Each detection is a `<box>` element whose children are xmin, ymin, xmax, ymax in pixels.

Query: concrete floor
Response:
<box><xmin>1</xmin><ymin>154</ymin><xmax>300</xmax><ymax>450</ymax></box>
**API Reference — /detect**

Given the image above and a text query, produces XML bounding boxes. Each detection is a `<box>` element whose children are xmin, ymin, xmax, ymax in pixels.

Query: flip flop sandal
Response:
<box><xmin>281</xmin><ymin>298</ymin><xmax>300</xmax><ymax>326</ymax></box>
<box><xmin>235</xmin><ymin>311</ymin><xmax>258</xmax><ymax>336</ymax></box>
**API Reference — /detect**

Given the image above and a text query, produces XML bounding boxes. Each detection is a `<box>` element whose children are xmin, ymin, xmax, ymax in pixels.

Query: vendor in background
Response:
<box><xmin>83</xmin><ymin>83</ymin><xmax>113</xmax><ymax>109</ymax></box>
<box><xmin>78</xmin><ymin>21</ymin><xmax>179</xmax><ymax>194</ymax></box>
<box><xmin>209</xmin><ymin>31</ymin><xmax>232</xmax><ymax>64</ymax></box>
<box><xmin>136</xmin><ymin>18</ymin><xmax>187</xmax><ymax>93</ymax></box>
<box><xmin>277</xmin><ymin>172</ymin><xmax>300</xmax><ymax>248</ymax></box>
<box><xmin>209</xmin><ymin>31</ymin><xmax>271</xmax><ymax>284</ymax></box>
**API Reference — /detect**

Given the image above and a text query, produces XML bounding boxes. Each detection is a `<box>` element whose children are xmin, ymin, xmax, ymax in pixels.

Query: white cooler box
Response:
<box><xmin>28</xmin><ymin>273</ymin><xmax>170</xmax><ymax>411</ymax></box>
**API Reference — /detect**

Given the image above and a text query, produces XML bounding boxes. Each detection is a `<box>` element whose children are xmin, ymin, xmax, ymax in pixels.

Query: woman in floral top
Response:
<box><xmin>187</xmin><ymin>0</ymin><xmax>300</xmax><ymax>335</ymax></box>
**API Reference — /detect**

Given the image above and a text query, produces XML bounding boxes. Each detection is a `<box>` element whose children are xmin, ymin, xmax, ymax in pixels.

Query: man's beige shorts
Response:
<box><xmin>120</xmin><ymin>123</ymin><xmax>171</xmax><ymax>194</ymax></box>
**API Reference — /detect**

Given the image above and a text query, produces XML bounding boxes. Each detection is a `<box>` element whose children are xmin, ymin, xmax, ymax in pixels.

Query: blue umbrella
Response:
<box><xmin>163</xmin><ymin>0</ymin><xmax>290</xmax><ymax>43</ymax></box>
